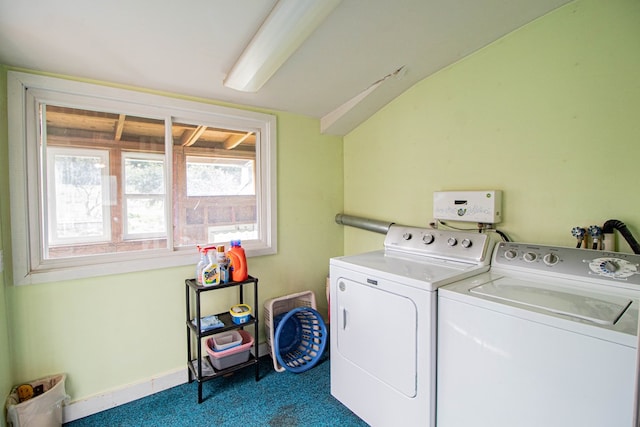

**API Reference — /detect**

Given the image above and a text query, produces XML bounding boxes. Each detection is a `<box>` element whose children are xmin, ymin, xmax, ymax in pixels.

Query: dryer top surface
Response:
<box><xmin>331</xmin><ymin>249</ymin><xmax>489</xmax><ymax>291</ymax></box>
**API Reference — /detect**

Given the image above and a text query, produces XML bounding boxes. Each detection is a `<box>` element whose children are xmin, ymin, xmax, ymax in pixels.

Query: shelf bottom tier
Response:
<box><xmin>188</xmin><ymin>356</ymin><xmax>258</xmax><ymax>382</ymax></box>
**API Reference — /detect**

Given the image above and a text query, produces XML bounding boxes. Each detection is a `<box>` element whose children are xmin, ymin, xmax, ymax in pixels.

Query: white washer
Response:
<box><xmin>330</xmin><ymin>225</ymin><xmax>495</xmax><ymax>427</ymax></box>
<box><xmin>437</xmin><ymin>242</ymin><xmax>640</xmax><ymax>427</ymax></box>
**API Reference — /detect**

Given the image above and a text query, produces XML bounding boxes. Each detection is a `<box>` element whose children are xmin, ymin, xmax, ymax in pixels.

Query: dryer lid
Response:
<box><xmin>470</xmin><ymin>278</ymin><xmax>633</xmax><ymax>326</ymax></box>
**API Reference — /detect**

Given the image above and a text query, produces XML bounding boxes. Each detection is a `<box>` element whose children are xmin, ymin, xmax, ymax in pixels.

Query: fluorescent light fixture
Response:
<box><xmin>223</xmin><ymin>0</ymin><xmax>342</xmax><ymax>92</ymax></box>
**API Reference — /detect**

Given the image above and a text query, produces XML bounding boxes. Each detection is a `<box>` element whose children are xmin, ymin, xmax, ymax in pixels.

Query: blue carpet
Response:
<box><xmin>64</xmin><ymin>356</ymin><xmax>368</xmax><ymax>427</ymax></box>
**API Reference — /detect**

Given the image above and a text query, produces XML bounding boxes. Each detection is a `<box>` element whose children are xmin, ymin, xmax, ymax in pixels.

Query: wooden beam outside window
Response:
<box><xmin>181</xmin><ymin>125</ymin><xmax>208</xmax><ymax>147</ymax></box>
<box><xmin>114</xmin><ymin>114</ymin><xmax>126</xmax><ymax>141</ymax></box>
<box><xmin>224</xmin><ymin>132</ymin><xmax>253</xmax><ymax>150</ymax></box>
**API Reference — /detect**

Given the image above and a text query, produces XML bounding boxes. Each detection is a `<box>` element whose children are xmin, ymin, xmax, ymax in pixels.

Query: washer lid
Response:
<box><xmin>470</xmin><ymin>278</ymin><xmax>633</xmax><ymax>326</ymax></box>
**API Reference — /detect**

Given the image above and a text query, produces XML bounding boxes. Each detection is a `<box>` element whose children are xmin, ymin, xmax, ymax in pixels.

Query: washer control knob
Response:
<box><xmin>589</xmin><ymin>257</ymin><xmax>637</xmax><ymax>278</ymax></box>
<box><xmin>602</xmin><ymin>260</ymin><xmax>619</xmax><ymax>273</ymax></box>
<box><xmin>543</xmin><ymin>253</ymin><xmax>559</xmax><ymax>266</ymax></box>
<box><xmin>402</xmin><ymin>232</ymin><xmax>412</xmax><ymax>241</ymax></box>
<box><xmin>447</xmin><ymin>237</ymin><xmax>457</xmax><ymax>246</ymax></box>
<box><xmin>523</xmin><ymin>252</ymin><xmax>537</xmax><ymax>262</ymax></box>
<box><xmin>504</xmin><ymin>249</ymin><xmax>518</xmax><ymax>260</ymax></box>
<box><xmin>461</xmin><ymin>239</ymin><xmax>472</xmax><ymax>248</ymax></box>
<box><xmin>422</xmin><ymin>234</ymin><xmax>434</xmax><ymax>244</ymax></box>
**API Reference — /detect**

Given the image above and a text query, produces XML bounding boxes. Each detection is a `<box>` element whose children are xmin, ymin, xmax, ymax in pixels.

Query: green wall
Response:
<box><xmin>0</xmin><ymin>69</ymin><xmax>343</xmax><ymax>403</ymax></box>
<box><xmin>344</xmin><ymin>0</ymin><xmax>640</xmax><ymax>255</ymax></box>
<box><xmin>0</xmin><ymin>271</ymin><xmax>8</xmax><ymax>427</ymax></box>
<box><xmin>0</xmin><ymin>66</ymin><xmax>12</xmax><ymax>427</ymax></box>
<box><xmin>0</xmin><ymin>268</ymin><xmax>8</xmax><ymax>426</ymax></box>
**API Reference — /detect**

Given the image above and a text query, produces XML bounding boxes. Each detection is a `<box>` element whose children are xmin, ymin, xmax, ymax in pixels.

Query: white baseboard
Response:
<box><xmin>63</xmin><ymin>343</ymin><xmax>270</xmax><ymax>423</ymax></box>
<box><xmin>62</xmin><ymin>367</ymin><xmax>187</xmax><ymax>423</ymax></box>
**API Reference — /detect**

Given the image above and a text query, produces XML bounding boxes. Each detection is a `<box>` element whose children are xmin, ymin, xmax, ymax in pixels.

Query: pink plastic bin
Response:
<box><xmin>205</xmin><ymin>330</ymin><xmax>254</xmax><ymax>370</ymax></box>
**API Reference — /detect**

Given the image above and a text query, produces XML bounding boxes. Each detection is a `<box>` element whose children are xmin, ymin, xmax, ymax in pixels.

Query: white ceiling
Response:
<box><xmin>0</xmin><ymin>0</ymin><xmax>572</xmax><ymax>135</ymax></box>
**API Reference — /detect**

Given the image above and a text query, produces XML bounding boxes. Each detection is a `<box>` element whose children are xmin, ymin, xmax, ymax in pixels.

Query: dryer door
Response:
<box><xmin>335</xmin><ymin>276</ymin><xmax>418</xmax><ymax>397</ymax></box>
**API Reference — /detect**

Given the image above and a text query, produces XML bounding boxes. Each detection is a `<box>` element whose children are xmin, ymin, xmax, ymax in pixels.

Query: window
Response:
<box><xmin>186</xmin><ymin>156</ymin><xmax>255</xmax><ymax>197</ymax></box>
<box><xmin>122</xmin><ymin>152</ymin><xmax>166</xmax><ymax>240</ymax></box>
<box><xmin>46</xmin><ymin>147</ymin><xmax>111</xmax><ymax>246</ymax></box>
<box><xmin>7</xmin><ymin>71</ymin><xmax>277</xmax><ymax>285</ymax></box>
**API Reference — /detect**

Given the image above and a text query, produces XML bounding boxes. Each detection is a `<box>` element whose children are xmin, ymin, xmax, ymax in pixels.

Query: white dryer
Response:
<box><xmin>330</xmin><ymin>225</ymin><xmax>495</xmax><ymax>427</ymax></box>
<box><xmin>437</xmin><ymin>242</ymin><xmax>640</xmax><ymax>427</ymax></box>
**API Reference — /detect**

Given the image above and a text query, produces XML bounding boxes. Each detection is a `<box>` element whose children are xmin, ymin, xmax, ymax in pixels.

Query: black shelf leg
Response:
<box><xmin>254</xmin><ymin>278</ymin><xmax>260</xmax><ymax>382</ymax></box>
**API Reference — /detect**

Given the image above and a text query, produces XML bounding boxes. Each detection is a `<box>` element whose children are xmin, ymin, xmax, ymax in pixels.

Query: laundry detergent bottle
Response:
<box><xmin>196</xmin><ymin>244</ymin><xmax>216</xmax><ymax>285</ymax></box>
<box><xmin>201</xmin><ymin>247</ymin><xmax>220</xmax><ymax>286</ymax></box>
<box><xmin>228</xmin><ymin>240</ymin><xmax>248</xmax><ymax>282</ymax></box>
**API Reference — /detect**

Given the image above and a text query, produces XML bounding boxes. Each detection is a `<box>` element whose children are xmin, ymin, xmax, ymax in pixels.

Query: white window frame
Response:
<box><xmin>121</xmin><ymin>151</ymin><xmax>167</xmax><ymax>240</ymax></box>
<box><xmin>46</xmin><ymin>146</ymin><xmax>112</xmax><ymax>246</ymax></box>
<box><xmin>7</xmin><ymin>71</ymin><xmax>277</xmax><ymax>285</ymax></box>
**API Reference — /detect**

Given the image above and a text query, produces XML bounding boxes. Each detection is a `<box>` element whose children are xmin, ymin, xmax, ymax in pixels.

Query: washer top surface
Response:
<box><xmin>439</xmin><ymin>242</ymin><xmax>640</xmax><ymax>344</ymax></box>
<box><xmin>470</xmin><ymin>277</ymin><xmax>632</xmax><ymax>326</ymax></box>
<box><xmin>330</xmin><ymin>225</ymin><xmax>495</xmax><ymax>291</ymax></box>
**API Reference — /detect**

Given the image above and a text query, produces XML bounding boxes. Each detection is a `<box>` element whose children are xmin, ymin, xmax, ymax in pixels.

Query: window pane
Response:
<box><xmin>125</xmin><ymin>157</ymin><xmax>165</xmax><ymax>194</ymax></box>
<box><xmin>123</xmin><ymin>153</ymin><xmax>167</xmax><ymax>238</ymax></box>
<box><xmin>126</xmin><ymin>197</ymin><xmax>165</xmax><ymax>235</ymax></box>
<box><xmin>186</xmin><ymin>157</ymin><xmax>255</xmax><ymax>196</ymax></box>
<box><xmin>48</xmin><ymin>148</ymin><xmax>109</xmax><ymax>244</ymax></box>
<box><xmin>173</xmin><ymin>122</ymin><xmax>258</xmax><ymax>247</ymax></box>
<box><xmin>43</xmin><ymin>104</ymin><xmax>167</xmax><ymax>259</ymax></box>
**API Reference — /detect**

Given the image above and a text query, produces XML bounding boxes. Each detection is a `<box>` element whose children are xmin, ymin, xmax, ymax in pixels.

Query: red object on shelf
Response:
<box><xmin>228</xmin><ymin>240</ymin><xmax>248</xmax><ymax>282</ymax></box>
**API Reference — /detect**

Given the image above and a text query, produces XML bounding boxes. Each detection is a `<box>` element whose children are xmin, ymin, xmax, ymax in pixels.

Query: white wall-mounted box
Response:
<box><xmin>433</xmin><ymin>191</ymin><xmax>502</xmax><ymax>224</ymax></box>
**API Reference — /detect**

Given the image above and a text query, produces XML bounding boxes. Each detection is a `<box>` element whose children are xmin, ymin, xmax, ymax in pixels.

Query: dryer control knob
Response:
<box><xmin>523</xmin><ymin>252</ymin><xmax>537</xmax><ymax>262</ymax></box>
<box><xmin>447</xmin><ymin>237</ymin><xmax>457</xmax><ymax>246</ymax></box>
<box><xmin>422</xmin><ymin>234</ymin><xmax>434</xmax><ymax>244</ymax></box>
<box><xmin>402</xmin><ymin>232</ymin><xmax>412</xmax><ymax>240</ymax></box>
<box><xmin>543</xmin><ymin>253</ymin><xmax>559</xmax><ymax>266</ymax></box>
<box><xmin>461</xmin><ymin>239</ymin><xmax>472</xmax><ymax>248</ymax></box>
<box><xmin>504</xmin><ymin>249</ymin><xmax>518</xmax><ymax>260</ymax></box>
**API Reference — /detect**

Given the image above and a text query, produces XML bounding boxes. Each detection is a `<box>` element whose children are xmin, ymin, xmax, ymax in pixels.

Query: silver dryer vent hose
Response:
<box><xmin>334</xmin><ymin>214</ymin><xmax>394</xmax><ymax>235</ymax></box>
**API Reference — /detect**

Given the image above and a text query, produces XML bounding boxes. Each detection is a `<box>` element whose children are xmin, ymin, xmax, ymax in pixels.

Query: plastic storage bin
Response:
<box><xmin>5</xmin><ymin>373</ymin><xmax>69</xmax><ymax>427</ymax></box>
<box><xmin>264</xmin><ymin>290</ymin><xmax>317</xmax><ymax>372</ymax></box>
<box><xmin>230</xmin><ymin>304</ymin><xmax>252</xmax><ymax>325</ymax></box>
<box><xmin>210</xmin><ymin>330</ymin><xmax>242</xmax><ymax>351</ymax></box>
<box><xmin>205</xmin><ymin>330</ymin><xmax>254</xmax><ymax>370</ymax></box>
